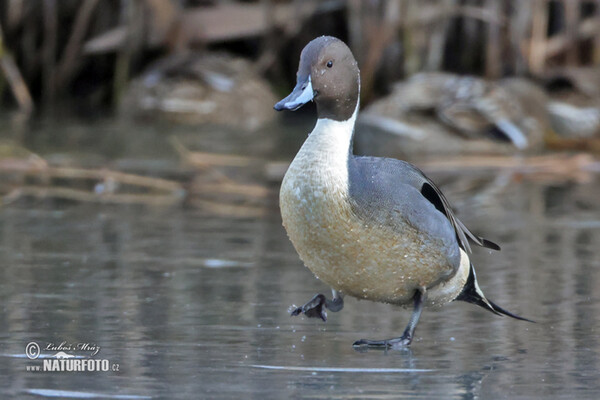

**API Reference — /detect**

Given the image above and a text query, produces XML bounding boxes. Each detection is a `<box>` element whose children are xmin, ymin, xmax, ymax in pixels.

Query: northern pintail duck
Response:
<box><xmin>275</xmin><ymin>36</ymin><xmax>531</xmax><ymax>348</ymax></box>
<box><xmin>542</xmin><ymin>67</ymin><xmax>600</xmax><ymax>139</ymax></box>
<box><xmin>122</xmin><ymin>52</ymin><xmax>277</xmax><ymax>130</ymax></box>
<box><xmin>357</xmin><ymin>72</ymin><xmax>548</xmax><ymax>158</ymax></box>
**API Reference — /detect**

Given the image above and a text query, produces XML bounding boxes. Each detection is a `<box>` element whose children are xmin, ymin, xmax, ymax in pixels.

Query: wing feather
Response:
<box><xmin>351</xmin><ymin>156</ymin><xmax>500</xmax><ymax>253</ymax></box>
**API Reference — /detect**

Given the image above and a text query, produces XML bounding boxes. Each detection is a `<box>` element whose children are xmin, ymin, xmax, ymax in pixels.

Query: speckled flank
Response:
<box><xmin>280</xmin><ymin>109</ymin><xmax>464</xmax><ymax>306</ymax></box>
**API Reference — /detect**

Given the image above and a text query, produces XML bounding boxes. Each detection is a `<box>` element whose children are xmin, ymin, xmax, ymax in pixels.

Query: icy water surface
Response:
<box><xmin>1</xmin><ymin>117</ymin><xmax>599</xmax><ymax>399</ymax></box>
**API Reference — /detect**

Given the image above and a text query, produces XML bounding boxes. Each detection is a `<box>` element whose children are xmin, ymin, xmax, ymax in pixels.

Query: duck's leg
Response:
<box><xmin>291</xmin><ymin>289</ymin><xmax>344</xmax><ymax>322</ymax></box>
<box><xmin>353</xmin><ymin>288</ymin><xmax>426</xmax><ymax>348</ymax></box>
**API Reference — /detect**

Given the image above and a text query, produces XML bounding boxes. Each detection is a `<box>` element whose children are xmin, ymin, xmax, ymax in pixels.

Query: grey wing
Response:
<box><xmin>348</xmin><ymin>156</ymin><xmax>500</xmax><ymax>254</ymax></box>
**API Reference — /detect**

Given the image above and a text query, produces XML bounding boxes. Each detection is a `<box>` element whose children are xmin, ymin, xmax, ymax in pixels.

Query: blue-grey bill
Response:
<box><xmin>274</xmin><ymin>76</ymin><xmax>314</xmax><ymax>111</ymax></box>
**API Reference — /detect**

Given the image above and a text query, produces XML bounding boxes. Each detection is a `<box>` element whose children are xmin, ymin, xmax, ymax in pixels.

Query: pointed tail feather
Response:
<box><xmin>495</xmin><ymin>119</ymin><xmax>528</xmax><ymax>150</ymax></box>
<box><xmin>486</xmin><ymin>298</ymin><xmax>534</xmax><ymax>322</ymax></box>
<box><xmin>456</xmin><ymin>264</ymin><xmax>534</xmax><ymax>323</ymax></box>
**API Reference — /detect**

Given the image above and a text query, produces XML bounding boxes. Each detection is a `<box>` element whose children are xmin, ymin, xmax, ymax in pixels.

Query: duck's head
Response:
<box><xmin>274</xmin><ymin>36</ymin><xmax>360</xmax><ymax>121</ymax></box>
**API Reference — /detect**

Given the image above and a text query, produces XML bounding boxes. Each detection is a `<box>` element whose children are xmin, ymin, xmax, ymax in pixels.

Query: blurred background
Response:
<box><xmin>0</xmin><ymin>0</ymin><xmax>599</xmax><ymax>205</ymax></box>
<box><xmin>1</xmin><ymin>1</ymin><xmax>600</xmax><ymax>399</ymax></box>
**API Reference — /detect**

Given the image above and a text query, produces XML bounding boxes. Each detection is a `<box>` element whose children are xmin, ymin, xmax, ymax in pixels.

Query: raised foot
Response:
<box><xmin>352</xmin><ymin>335</ymin><xmax>412</xmax><ymax>349</ymax></box>
<box><xmin>290</xmin><ymin>294</ymin><xmax>328</xmax><ymax>321</ymax></box>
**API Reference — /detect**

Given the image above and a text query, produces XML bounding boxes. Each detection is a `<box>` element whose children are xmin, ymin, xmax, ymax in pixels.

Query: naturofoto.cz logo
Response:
<box><xmin>25</xmin><ymin>341</ymin><xmax>120</xmax><ymax>372</ymax></box>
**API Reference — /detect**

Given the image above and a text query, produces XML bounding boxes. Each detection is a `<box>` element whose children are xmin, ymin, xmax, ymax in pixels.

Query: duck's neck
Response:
<box><xmin>285</xmin><ymin>101</ymin><xmax>359</xmax><ymax>200</ymax></box>
<box><xmin>306</xmin><ymin>101</ymin><xmax>359</xmax><ymax>161</ymax></box>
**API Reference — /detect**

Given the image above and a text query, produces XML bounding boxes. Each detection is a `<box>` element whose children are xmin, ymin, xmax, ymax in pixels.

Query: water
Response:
<box><xmin>1</xmin><ymin>116</ymin><xmax>599</xmax><ymax>399</ymax></box>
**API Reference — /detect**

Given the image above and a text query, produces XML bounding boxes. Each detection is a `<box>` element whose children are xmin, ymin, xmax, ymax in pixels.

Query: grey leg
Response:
<box><xmin>327</xmin><ymin>289</ymin><xmax>344</xmax><ymax>311</ymax></box>
<box><xmin>291</xmin><ymin>289</ymin><xmax>344</xmax><ymax>322</ymax></box>
<box><xmin>353</xmin><ymin>288</ymin><xmax>426</xmax><ymax>348</ymax></box>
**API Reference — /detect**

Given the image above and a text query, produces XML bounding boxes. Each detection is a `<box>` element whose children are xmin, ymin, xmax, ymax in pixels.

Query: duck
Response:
<box><xmin>357</xmin><ymin>72</ymin><xmax>549</xmax><ymax>159</ymax></box>
<box><xmin>541</xmin><ymin>67</ymin><xmax>600</xmax><ymax>139</ymax></box>
<box><xmin>121</xmin><ymin>52</ymin><xmax>277</xmax><ymax>131</ymax></box>
<box><xmin>274</xmin><ymin>36</ymin><xmax>531</xmax><ymax>348</ymax></box>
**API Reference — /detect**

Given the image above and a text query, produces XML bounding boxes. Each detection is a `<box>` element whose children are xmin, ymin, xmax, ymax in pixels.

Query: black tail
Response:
<box><xmin>456</xmin><ymin>264</ymin><xmax>534</xmax><ymax>323</ymax></box>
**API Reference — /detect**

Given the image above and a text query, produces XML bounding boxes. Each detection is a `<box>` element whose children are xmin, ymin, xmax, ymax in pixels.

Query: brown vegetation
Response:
<box><xmin>1</xmin><ymin>1</ymin><xmax>600</xmax><ymax>115</ymax></box>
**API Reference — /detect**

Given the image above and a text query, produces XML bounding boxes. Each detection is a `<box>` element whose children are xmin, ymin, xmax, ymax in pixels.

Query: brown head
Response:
<box><xmin>274</xmin><ymin>36</ymin><xmax>360</xmax><ymax>121</ymax></box>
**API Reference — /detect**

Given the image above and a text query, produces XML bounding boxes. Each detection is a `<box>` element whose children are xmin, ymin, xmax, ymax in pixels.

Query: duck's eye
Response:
<box><xmin>326</xmin><ymin>60</ymin><xmax>333</xmax><ymax>68</ymax></box>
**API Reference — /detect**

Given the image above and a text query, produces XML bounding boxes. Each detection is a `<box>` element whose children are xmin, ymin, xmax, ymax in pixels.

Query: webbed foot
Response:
<box><xmin>353</xmin><ymin>334</ymin><xmax>412</xmax><ymax>348</ymax></box>
<box><xmin>290</xmin><ymin>291</ymin><xmax>344</xmax><ymax>322</ymax></box>
<box><xmin>291</xmin><ymin>294</ymin><xmax>328</xmax><ymax>321</ymax></box>
<box><xmin>353</xmin><ymin>289</ymin><xmax>425</xmax><ymax>349</ymax></box>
